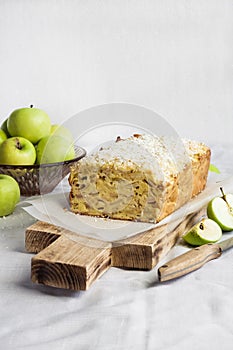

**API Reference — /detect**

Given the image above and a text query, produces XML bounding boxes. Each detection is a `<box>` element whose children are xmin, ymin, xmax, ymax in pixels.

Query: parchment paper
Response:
<box><xmin>21</xmin><ymin>174</ymin><xmax>233</xmax><ymax>242</ymax></box>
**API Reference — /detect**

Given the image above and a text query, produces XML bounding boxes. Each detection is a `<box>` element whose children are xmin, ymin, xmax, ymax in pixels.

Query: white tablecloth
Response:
<box><xmin>1</xmin><ymin>142</ymin><xmax>233</xmax><ymax>350</ymax></box>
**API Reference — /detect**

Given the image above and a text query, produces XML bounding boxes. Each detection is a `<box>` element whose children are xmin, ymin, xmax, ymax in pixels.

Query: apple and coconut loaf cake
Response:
<box><xmin>68</xmin><ymin>134</ymin><xmax>211</xmax><ymax>223</ymax></box>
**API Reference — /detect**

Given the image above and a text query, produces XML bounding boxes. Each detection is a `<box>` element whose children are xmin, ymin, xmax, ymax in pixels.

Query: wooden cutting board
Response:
<box><xmin>25</xmin><ymin>208</ymin><xmax>205</xmax><ymax>291</ymax></box>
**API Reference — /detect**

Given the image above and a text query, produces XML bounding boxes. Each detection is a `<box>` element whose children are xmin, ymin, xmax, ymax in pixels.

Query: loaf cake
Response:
<box><xmin>69</xmin><ymin>134</ymin><xmax>211</xmax><ymax>223</ymax></box>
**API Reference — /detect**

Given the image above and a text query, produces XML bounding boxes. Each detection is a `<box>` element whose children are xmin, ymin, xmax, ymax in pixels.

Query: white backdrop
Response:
<box><xmin>1</xmin><ymin>3</ymin><xmax>233</xmax><ymax>349</ymax></box>
<box><xmin>0</xmin><ymin>0</ymin><xmax>232</xmax><ymax>144</ymax></box>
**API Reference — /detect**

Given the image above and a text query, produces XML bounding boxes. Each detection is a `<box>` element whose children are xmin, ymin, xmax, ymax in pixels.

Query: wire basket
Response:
<box><xmin>0</xmin><ymin>146</ymin><xmax>86</xmax><ymax>196</ymax></box>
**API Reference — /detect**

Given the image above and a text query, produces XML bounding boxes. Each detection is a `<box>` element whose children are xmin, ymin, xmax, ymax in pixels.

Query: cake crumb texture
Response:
<box><xmin>69</xmin><ymin>134</ymin><xmax>211</xmax><ymax>223</ymax></box>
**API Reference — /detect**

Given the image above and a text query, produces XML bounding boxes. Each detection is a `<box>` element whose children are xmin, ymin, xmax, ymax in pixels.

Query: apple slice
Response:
<box><xmin>182</xmin><ymin>218</ymin><xmax>222</xmax><ymax>246</ymax></box>
<box><xmin>207</xmin><ymin>188</ymin><xmax>233</xmax><ymax>231</ymax></box>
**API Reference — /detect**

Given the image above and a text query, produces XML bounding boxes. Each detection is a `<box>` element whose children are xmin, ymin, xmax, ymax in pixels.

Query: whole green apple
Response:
<box><xmin>7</xmin><ymin>106</ymin><xmax>51</xmax><ymax>144</ymax></box>
<box><xmin>0</xmin><ymin>137</ymin><xmax>36</xmax><ymax>165</ymax></box>
<box><xmin>36</xmin><ymin>135</ymin><xmax>75</xmax><ymax>164</ymax></box>
<box><xmin>0</xmin><ymin>174</ymin><xmax>20</xmax><ymax>217</ymax></box>
<box><xmin>50</xmin><ymin>124</ymin><xmax>74</xmax><ymax>142</ymax></box>
<box><xmin>0</xmin><ymin>129</ymin><xmax>7</xmax><ymax>146</ymax></box>
<box><xmin>1</xmin><ymin>118</ymin><xmax>11</xmax><ymax>137</ymax></box>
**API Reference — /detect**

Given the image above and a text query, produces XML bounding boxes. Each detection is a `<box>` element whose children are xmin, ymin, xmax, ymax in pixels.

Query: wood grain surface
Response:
<box><xmin>158</xmin><ymin>242</ymin><xmax>222</xmax><ymax>282</ymax></box>
<box><xmin>25</xmin><ymin>208</ymin><xmax>205</xmax><ymax>290</ymax></box>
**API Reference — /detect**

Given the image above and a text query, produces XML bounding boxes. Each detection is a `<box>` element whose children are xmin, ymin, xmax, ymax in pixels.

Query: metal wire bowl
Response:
<box><xmin>0</xmin><ymin>146</ymin><xmax>86</xmax><ymax>196</ymax></box>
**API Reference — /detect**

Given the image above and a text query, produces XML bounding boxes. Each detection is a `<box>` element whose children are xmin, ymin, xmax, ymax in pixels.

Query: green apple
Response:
<box><xmin>1</xmin><ymin>118</ymin><xmax>11</xmax><ymax>137</ymax></box>
<box><xmin>182</xmin><ymin>218</ymin><xmax>222</xmax><ymax>246</ymax></box>
<box><xmin>50</xmin><ymin>124</ymin><xmax>74</xmax><ymax>142</ymax></box>
<box><xmin>0</xmin><ymin>137</ymin><xmax>36</xmax><ymax>165</ymax></box>
<box><xmin>0</xmin><ymin>129</ymin><xmax>7</xmax><ymax>146</ymax></box>
<box><xmin>207</xmin><ymin>188</ymin><xmax>233</xmax><ymax>231</ymax></box>
<box><xmin>0</xmin><ymin>174</ymin><xmax>20</xmax><ymax>217</ymax></box>
<box><xmin>7</xmin><ymin>105</ymin><xmax>51</xmax><ymax>144</ymax></box>
<box><xmin>36</xmin><ymin>135</ymin><xmax>75</xmax><ymax>164</ymax></box>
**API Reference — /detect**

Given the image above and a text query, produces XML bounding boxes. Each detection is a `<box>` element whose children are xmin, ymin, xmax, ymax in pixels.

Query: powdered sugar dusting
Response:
<box><xmin>77</xmin><ymin>134</ymin><xmax>205</xmax><ymax>182</ymax></box>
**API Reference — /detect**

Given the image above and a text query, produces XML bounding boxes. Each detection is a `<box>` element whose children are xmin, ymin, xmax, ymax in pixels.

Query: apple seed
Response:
<box><xmin>199</xmin><ymin>223</ymin><xmax>204</xmax><ymax>230</ymax></box>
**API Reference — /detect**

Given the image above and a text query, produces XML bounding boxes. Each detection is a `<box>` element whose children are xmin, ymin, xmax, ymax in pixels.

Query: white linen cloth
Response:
<box><xmin>0</xmin><ymin>142</ymin><xmax>233</xmax><ymax>350</ymax></box>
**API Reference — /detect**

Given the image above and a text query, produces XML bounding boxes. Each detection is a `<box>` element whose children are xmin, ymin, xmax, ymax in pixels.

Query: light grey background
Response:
<box><xmin>1</xmin><ymin>2</ymin><xmax>233</xmax><ymax>349</ymax></box>
<box><xmin>0</xmin><ymin>0</ymin><xmax>232</xmax><ymax>143</ymax></box>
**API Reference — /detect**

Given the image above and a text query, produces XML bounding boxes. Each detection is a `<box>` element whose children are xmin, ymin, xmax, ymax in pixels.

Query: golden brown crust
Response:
<box><xmin>69</xmin><ymin>136</ymin><xmax>211</xmax><ymax>224</ymax></box>
<box><xmin>191</xmin><ymin>148</ymin><xmax>211</xmax><ymax>197</ymax></box>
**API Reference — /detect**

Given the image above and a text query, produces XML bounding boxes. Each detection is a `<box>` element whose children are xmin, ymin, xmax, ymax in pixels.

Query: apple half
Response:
<box><xmin>182</xmin><ymin>218</ymin><xmax>222</xmax><ymax>246</ymax></box>
<box><xmin>207</xmin><ymin>189</ymin><xmax>233</xmax><ymax>231</ymax></box>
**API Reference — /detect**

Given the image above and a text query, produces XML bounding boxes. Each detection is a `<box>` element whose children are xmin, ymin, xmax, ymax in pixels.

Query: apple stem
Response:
<box><xmin>15</xmin><ymin>138</ymin><xmax>22</xmax><ymax>150</ymax></box>
<box><xmin>220</xmin><ymin>187</ymin><xmax>233</xmax><ymax>215</ymax></box>
<box><xmin>220</xmin><ymin>187</ymin><xmax>225</xmax><ymax>198</ymax></box>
